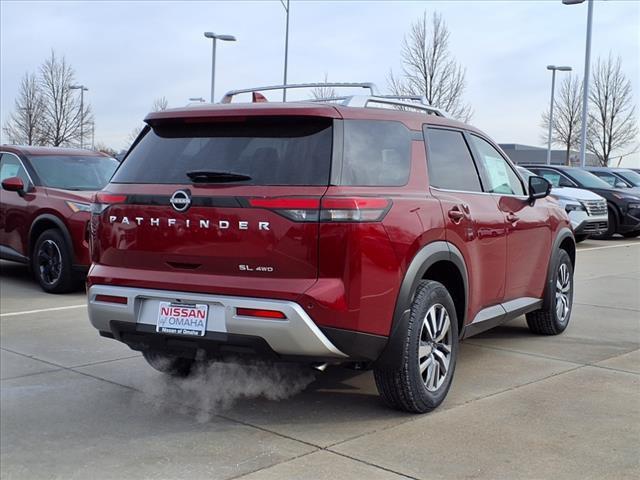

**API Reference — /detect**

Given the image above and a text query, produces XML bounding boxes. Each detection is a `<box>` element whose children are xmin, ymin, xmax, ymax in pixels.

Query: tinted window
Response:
<box><xmin>616</xmin><ymin>169</ymin><xmax>640</xmax><ymax>186</ymax></box>
<box><xmin>0</xmin><ymin>153</ymin><xmax>30</xmax><ymax>185</ymax></box>
<box><xmin>339</xmin><ymin>120</ymin><xmax>411</xmax><ymax>186</ymax></box>
<box><xmin>112</xmin><ymin>118</ymin><xmax>332</xmax><ymax>185</ymax></box>
<box><xmin>563</xmin><ymin>168</ymin><xmax>612</xmax><ymax>189</ymax></box>
<box><xmin>425</xmin><ymin>128</ymin><xmax>482</xmax><ymax>192</ymax></box>
<box><xmin>528</xmin><ymin>168</ymin><xmax>574</xmax><ymax>188</ymax></box>
<box><xmin>469</xmin><ymin>135</ymin><xmax>525</xmax><ymax>195</ymax></box>
<box><xmin>28</xmin><ymin>156</ymin><xmax>118</xmax><ymax>191</ymax></box>
<box><xmin>591</xmin><ymin>171</ymin><xmax>619</xmax><ymax>187</ymax></box>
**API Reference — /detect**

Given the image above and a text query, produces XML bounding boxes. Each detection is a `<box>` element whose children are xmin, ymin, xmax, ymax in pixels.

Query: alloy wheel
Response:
<box><xmin>38</xmin><ymin>240</ymin><xmax>62</xmax><ymax>285</ymax></box>
<box><xmin>555</xmin><ymin>263</ymin><xmax>571</xmax><ymax>323</ymax></box>
<box><xmin>418</xmin><ymin>303</ymin><xmax>452</xmax><ymax>392</ymax></box>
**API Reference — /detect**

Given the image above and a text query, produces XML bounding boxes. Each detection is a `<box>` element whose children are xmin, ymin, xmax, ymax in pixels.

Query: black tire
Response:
<box><xmin>142</xmin><ymin>350</ymin><xmax>194</xmax><ymax>377</ymax></box>
<box><xmin>526</xmin><ymin>249</ymin><xmax>573</xmax><ymax>335</ymax></box>
<box><xmin>373</xmin><ymin>280</ymin><xmax>459</xmax><ymax>414</ymax></box>
<box><xmin>574</xmin><ymin>234</ymin><xmax>588</xmax><ymax>243</ymax></box>
<box><xmin>592</xmin><ymin>207</ymin><xmax>617</xmax><ymax>240</ymax></box>
<box><xmin>622</xmin><ymin>231</ymin><xmax>639</xmax><ymax>239</ymax></box>
<box><xmin>31</xmin><ymin>229</ymin><xmax>76</xmax><ymax>294</ymax></box>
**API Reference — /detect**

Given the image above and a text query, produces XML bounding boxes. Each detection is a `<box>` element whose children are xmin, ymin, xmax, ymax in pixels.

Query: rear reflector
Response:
<box><xmin>95</xmin><ymin>294</ymin><xmax>128</xmax><ymax>305</ymax></box>
<box><xmin>236</xmin><ymin>307</ymin><xmax>287</xmax><ymax>319</ymax></box>
<box><xmin>248</xmin><ymin>196</ymin><xmax>391</xmax><ymax>223</ymax></box>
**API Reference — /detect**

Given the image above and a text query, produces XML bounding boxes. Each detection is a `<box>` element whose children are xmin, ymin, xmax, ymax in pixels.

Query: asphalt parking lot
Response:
<box><xmin>1</xmin><ymin>238</ymin><xmax>639</xmax><ymax>480</ymax></box>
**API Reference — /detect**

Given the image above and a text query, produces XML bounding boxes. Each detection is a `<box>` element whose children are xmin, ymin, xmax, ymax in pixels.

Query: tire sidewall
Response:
<box><xmin>32</xmin><ymin>229</ymin><xmax>73</xmax><ymax>293</ymax></box>
<box><xmin>405</xmin><ymin>281</ymin><xmax>459</xmax><ymax>410</ymax></box>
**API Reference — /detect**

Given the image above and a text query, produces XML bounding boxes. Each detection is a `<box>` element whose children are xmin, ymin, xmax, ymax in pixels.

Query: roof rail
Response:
<box><xmin>220</xmin><ymin>82</ymin><xmax>378</xmax><ymax>103</ymax></box>
<box><xmin>343</xmin><ymin>96</ymin><xmax>446</xmax><ymax>117</ymax></box>
<box><xmin>220</xmin><ymin>82</ymin><xmax>446</xmax><ymax>117</ymax></box>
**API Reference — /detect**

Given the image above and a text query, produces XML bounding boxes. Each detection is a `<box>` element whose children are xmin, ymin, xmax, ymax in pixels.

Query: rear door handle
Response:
<box><xmin>448</xmin><ymin>206</ymin><xmax>466</xmax><ymax>224</ymax></box>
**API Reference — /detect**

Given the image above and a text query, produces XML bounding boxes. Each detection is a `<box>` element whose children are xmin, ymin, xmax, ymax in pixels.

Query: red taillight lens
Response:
<box><xmin>91</xmin><ymin>192</ymin><xmax>127</xmax><ymax>214</ymax></box>
<box><xmin>236</xmin><ymin>307</ymin><xmax>287</xmax><ymax>319</ymax></box>
<box><xmin>248</xmin><ymin>196</ymin><xmax>391</xmax><ymax>223</ymax></box>
<box><xmin>95</xmin><ymin>294</ymin><xmax>128</xmax><ymax>305</ymax></box>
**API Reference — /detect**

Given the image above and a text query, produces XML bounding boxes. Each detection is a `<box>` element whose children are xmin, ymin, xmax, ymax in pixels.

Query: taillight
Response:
<box><xmin>320</xmin><ymin>197</ymin><xmax>391</xmax><ymax>222</ymax></box>
<box><xmin>248</xmin><ymin>197</ymin><xmax>321</xmax><ymax>222</ymax></box>
<box><xmin>248</xmin><ymin>197</ymin><xmax>391</xmax><ymax>223</ymax></box>
<box><xmin>236</xmin><ymin>307</ymin><xmax>286</xmax><ymax>319</ymax></box>
<box><xmin>91</xmin><ymin>192</ymin><xmax>127</xmax><ymax>214</ymax></box>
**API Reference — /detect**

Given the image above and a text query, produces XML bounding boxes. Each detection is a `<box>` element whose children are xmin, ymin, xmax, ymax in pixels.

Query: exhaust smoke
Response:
<box><xmin>139</xmin><ymin>358</ymin><xmax>316</xmax><ymax>422</ymax></box>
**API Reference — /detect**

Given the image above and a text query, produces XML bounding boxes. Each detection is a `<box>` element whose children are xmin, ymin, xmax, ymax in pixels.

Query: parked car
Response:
<box><xmin>0</xmin><ymin>146</ymin><xmax>119</xmax><ymax>292</ymax></box>
<box><xmin>517</xmin><ymin>167</ymin><xmax>607</xmax><ymax>242</ymax></box>
<box><xmin>584</xmin><ymin>167</ymin><xmax>640</xmax><ymax>193</ymax></box>
<box><xmin>523</xmin><ymin>164</ymin><xmax>640</xmax><ymax>239</ymax></box>
<box><xmin>87</xmin><ymin>84</ymin><xmax>576</xmax><ymax>414</ymax></box>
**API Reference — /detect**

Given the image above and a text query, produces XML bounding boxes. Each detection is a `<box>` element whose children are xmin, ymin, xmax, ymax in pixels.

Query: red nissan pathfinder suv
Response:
<box><xmin>87</xmin><ymin>84</ymin><xmax>575</xmax><ymax>413</ymax></box>
<box><xmin>1</xmin><ymin>146</ymin><xmax>118</xmax><ymax>293</ymax></box>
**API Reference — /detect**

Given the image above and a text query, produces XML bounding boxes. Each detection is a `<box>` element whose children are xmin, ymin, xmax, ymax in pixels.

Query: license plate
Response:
<box><xmin>156</xmin><ymin>302</ymin><xmax>208</xmax><ymax>336</ymax></box>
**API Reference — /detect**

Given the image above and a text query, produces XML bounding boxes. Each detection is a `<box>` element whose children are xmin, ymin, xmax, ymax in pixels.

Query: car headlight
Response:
<box><xmin>564</xmin><ymin>203</ymin><xmax>586</xmax><ymax>213</ymax></box>
<box><xmin>66</xmin><ymin>201</ymin><xmax>92</xmax><ymax>213</ymax></box>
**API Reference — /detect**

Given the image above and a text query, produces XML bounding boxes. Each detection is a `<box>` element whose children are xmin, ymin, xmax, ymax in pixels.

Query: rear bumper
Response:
<box><xmin>87</xmin><ymin>285</ymin><xmax>347</xmax><ymax>359</ymax></box>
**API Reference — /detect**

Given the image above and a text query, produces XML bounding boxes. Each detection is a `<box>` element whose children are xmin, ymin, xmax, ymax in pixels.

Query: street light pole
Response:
<box><xmin>563</xmin><ymin>0</ymin><xmax>594</xmax><ymax>167</ymax></box>
<box><xmin>281</xmin><ymin>0</ymin><xmax>290</xmax><ymax>101</ymax></box>
<box><xmin>204</xmin><ymin>32</ymin><xmax>236</xmax><ymax>103</ymax></box>
<box><xmin>546</xmin><ymin>65</ymin><xmax>572</xmax><ymax>165</ymax></box>
<box><xmin>70</xmin><ymin>85</ymin><xmax>88</xmax><ymax>149</ymax></box>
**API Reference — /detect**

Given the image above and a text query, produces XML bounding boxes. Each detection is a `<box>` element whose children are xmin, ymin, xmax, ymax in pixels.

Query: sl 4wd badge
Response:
<box><xmin>239</xmin><ymin>264</ymin><xmax>274</xmax><ymax>272</ymax></box>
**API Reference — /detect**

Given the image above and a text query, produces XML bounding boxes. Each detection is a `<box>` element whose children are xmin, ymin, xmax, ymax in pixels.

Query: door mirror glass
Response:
<box><xmin>528</xmin><ymin>175</ymin><xmax>551</xmax><ymax>202</ymax></box>
<box><xmin>1</xmin><ymin>176</ymin><xmax>25</xmax><ymax>193</ymax></box>
<box><xmin>615</xmin><ymin>179</ymin><xmax>628</xmax><ymax>188</ymax></box>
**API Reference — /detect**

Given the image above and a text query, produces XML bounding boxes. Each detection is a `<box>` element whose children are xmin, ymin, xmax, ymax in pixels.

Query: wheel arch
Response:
<box><xmin>28</xmin><ymin>214</ymin><xmax>74</xmax><ymax>261</ymax></box>
<box><xmin>375</xmin><ymin>241</ymin><xmax>468</xmax><ymax>368</ymax></box>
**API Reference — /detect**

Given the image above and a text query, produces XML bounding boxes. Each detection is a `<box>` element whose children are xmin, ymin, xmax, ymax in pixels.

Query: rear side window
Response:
<box><xmin>112</xmin><ymin>117</ymin><xmax>332</xmax><ymax>185</ymax></box>
<box><xmin>425</xmin><ymin>128</ymin><xmax>482</xmax><ymax>192</ymax></box>
<box><xmin>339</xmin><ymin>120</ymin><xmax>411</xmax><ymax>186</ymax></box>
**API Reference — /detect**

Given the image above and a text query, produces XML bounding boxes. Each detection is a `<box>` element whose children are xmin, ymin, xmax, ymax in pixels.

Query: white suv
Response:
<box><xmin>518</xmin><ymin>167</ymin><xmax>608</xmax><ymax>242</ymax></box>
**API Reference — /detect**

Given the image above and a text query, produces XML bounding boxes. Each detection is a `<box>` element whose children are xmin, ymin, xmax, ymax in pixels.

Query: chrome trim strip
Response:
<box><xmin>471</xmin><ymin>297</ymin><xmax>542</xmax><ymax>325</ymax></box>
<box><xmin>87</xmin><ymin>285</ymin><xmax>347</xmax><ymax>358</ymax></box>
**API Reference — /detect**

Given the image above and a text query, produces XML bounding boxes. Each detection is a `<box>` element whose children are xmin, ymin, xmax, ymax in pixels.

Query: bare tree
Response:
<box><xmin>38</xmin><ymin>51</ymin><xmax>93</xmax><ymax>146</ymax></box>
<box><xmin>151</xmin><ymin>96</ymin><xmax>168</xmax><ymax>112</ymax></box>
<box><xmin>388</xmin><ymin>12</ymin><xmax>472</xmax><ymax>121</ymax></box>
<box><xmin>540</xmin><ymin>75</ymin><xmax>583</xmax><ymax>165</ymax></box>
<box><xmin>2</xmin><ymin>72</ymin><xmax>45</xmax><ymax>145</ymax></box>
<box><xmin>94</xmin><ymin>142</ymin><xmax>118</xmax><ymax>157</ymax></box>
<box><xmin>127</xmin><ymin>96</ymin><xmax>169</xmax><ymax>145</ymax></box>
<box><xmin>587</xmin><ymin>54</ymin><xmax>639</xmax><ymax>166</ymax></box>
<box><xmin>311</xmin><ymin>74</ymin><xmax>337</xmax><ymax>101</ymax></box>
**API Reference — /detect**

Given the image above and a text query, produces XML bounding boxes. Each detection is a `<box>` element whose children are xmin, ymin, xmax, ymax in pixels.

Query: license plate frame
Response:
<box><xmin>156</xmin><ymin>302</ymin><xmax>209</xmax><ymax>337</ymax></box>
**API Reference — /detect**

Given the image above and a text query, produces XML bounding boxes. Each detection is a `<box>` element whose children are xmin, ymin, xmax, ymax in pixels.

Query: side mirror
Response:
<box><xmin>1</xmin><ymin>176</ymin><xmax>25</xmax><ymax>195</ymax></box>
<box><xmin>528</xmin><ymin>175</ymin><xmax>551</xmax><ymax>204</ymax></box>
<box><xmin>615</xmin><ymin>180</ymin><xmax>628</xmax><ymax>188</ymax></box>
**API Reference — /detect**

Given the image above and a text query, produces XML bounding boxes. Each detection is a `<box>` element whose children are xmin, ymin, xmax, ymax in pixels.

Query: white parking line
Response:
<box><xmin>0</xmin><ymin>304</ymin><xmax>86</xmax><ymax>318</ymax></box>
<box><xmin>578</xmin><ymin>242</ymin><xmax>640</xmax><ymax>252</ymax></box>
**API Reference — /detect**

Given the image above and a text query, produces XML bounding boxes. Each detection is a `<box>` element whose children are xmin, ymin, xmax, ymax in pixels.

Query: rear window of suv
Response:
<box><xmin>112</xmin><ymin>117</ymin><xmax>333</xmax><ymax>185</ymax></box>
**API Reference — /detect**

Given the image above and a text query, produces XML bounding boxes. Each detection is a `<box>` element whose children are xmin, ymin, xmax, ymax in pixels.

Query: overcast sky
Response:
<box><xmin>1</xmin><ymin>0</ymin><xmax>639</xmax><ymax>165</ymax></box>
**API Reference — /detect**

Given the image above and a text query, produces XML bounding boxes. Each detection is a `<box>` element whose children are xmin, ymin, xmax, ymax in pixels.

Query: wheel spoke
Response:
<box><xmin>435</xmin><ymin>314</ymin><xmax>450</xmax><ymax>343</ymax></box>
<box><xmin>419</xmin><ymin>355</ymin><xmax>432</xmax><ymax>375</ymax></box>
<box><xmin>424</xmin><ymin>307</ymin><xmax>436</xmax><ymax>340</ymax></box>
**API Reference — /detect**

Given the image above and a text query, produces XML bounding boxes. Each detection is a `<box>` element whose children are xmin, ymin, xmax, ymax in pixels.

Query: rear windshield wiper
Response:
<box><xmin>186</xmin><ymin>170</ymin><xmax>252</xmax><ymax>183</ymax></box>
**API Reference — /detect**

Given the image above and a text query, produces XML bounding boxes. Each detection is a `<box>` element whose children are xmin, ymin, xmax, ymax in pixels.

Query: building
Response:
<box><xmin>499</xmin><ymin>143</ymin><xmax>599</xmax><ymax>166</ymax></box>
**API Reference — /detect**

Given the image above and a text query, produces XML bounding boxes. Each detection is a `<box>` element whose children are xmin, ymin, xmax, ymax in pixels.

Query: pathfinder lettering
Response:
<box><xmin>108</xmin><ymin>216</ymin><xmax>269</xmax><ymax>231</ymax></box>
